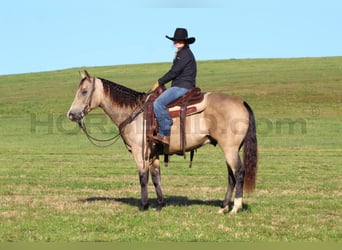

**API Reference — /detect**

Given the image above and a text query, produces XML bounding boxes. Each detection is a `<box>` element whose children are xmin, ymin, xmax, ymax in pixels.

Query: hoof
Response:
<box><xmin>156</xmin><ymin>202</ymin><xmax>165</xmax><ymax>212</ymax></box>
<box><xmin>229</xmin><ymin>208</ymin><xmax>239</xmax><ymax>214</ymax></box>
<box><xmin>230</xmin><ymin>198</ymin><xmax>243</xmax><ymax>214</ymax></box>
<box><xmin>229</xmin><ymin>205</ymin><xmax>242</xmax><ymax>214</ymax></box>
<box><xmin>139</xmin><ymin>202</ymin><xmax>149</xmax><ymax>211</ymax></box>
<box><xmin>218</xmin><ymin>205</ymin><xmax>229</xmax><ymax>214</ymax></box>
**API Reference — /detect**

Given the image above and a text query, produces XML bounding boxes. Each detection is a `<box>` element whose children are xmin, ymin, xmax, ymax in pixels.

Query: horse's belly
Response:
<box><xmin>169</xmin><ymin>113</ymin><xmax>209</xmax><ymax>153</ymax></box>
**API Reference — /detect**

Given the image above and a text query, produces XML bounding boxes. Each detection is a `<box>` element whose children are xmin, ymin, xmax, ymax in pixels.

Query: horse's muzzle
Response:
<box><xmin>67</xmin><ymin>110</ymin><xmax>84</xmax><ymax>122</ymax></box>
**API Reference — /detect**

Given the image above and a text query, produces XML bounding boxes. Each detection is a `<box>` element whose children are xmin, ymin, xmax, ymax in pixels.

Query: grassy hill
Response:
<box><xmin>0</xmin><ymin>57</ymin><xmax>341</xmax><ymax>241</ymax></box>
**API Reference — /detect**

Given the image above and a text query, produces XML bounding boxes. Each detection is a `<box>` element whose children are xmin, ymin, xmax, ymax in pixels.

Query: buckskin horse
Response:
<box><xmin>67</xmin><ymin>70</ymin><xmax>258</xmax><ymax>214</ymax></box>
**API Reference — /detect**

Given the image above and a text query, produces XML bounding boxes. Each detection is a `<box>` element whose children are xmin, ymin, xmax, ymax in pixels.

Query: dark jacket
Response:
<box><xmin>158</xmin><ymin>46</ymin><xmax>197</xmax><ymax>89</ymax></box>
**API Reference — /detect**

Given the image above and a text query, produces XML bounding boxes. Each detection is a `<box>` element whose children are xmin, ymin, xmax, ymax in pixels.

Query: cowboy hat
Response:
<box><xmin>165</xmin><ymin>28</ymin><xmax>196</xmax><ymax>44</ymax></box>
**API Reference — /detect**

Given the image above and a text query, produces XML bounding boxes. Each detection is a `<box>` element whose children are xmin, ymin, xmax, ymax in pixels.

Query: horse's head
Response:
<box><xmin>67</xmin><ymin>70</ymin><xmax>102</xmax><ymax>123</ymax></box>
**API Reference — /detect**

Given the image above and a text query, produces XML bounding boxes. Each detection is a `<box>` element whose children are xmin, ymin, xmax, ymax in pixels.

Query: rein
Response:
<box><xmin>78</xmin><ymin>120</ymin><xmax>122</xmax><ymax>147</ymax></box>
<box><xmin>78</xmin><ymin>78</ymin><xmax>151</xmax><ymax>147</ymax></box>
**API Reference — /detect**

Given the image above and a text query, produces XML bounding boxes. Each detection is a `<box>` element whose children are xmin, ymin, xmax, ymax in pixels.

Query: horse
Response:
<box><xmin>67</xmin><ymin>70</ymin><xmax>258</xmax><ymax>214</ymax></box>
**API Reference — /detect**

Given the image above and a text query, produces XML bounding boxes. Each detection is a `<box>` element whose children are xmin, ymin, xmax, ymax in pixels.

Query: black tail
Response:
<box><xmin>243</xmin><ymin>101</ymin><xmax>258</xmax><ymax>194</ymax></box>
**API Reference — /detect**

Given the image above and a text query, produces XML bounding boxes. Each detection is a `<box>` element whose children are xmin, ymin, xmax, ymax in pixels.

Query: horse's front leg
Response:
<box><xmin>132</xmin><ymin>145</ymin><xmax>150</xmax><ymax>211</ymax></box>
<box><xmin>150</xmin><ymin>156</ymin><xmax>165</xmax><ymax>211</ymax></box>
<box><xmin>138</xmin><ymin>169</ymin><xmax>149</xmax><ymax>211</ymax></box>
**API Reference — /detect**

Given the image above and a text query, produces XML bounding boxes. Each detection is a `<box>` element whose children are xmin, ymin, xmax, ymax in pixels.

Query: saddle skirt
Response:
<box><xmin>167</xmin><ymin>87</ymin><xmax>208</xmax><ymax>118</ymax></box>
<box><xmin>167</xmin><ymin>92</ymin><xmax>208</xmax><ymax>118</ymax></box>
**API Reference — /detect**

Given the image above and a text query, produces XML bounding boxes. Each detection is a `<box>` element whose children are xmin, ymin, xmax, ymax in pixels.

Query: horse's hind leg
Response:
<box><xmin>219</xmin><ymin>166</ymin><xmax>236</xmax><ymax>214</ymax></box>
<box><xmin>150</xmin><ymin>157</ymin><xmax>165</xmax><ymax>211</ymax></box>
<box><xmin>230</xmin><ymin>158</ymin><xmax>244</xmax><ymax>214</ymax></box>
<box><xmin>219</xmin><ymin>148</ymin><xmax>244</xmax><ymax>214</ymax></box>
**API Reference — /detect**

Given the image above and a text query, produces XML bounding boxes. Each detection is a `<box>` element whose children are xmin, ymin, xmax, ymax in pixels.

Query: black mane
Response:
<box><xmin>99</xmin><ymin>78</ymin><xmax>146</xmax><ymax>108</ymax></box>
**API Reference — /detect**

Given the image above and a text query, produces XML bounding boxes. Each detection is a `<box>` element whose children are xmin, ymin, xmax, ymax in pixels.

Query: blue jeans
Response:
<box><xmin>153</xmin><ymin>86</ymin><xmax>188</xmax><ymax>136</ymax></box>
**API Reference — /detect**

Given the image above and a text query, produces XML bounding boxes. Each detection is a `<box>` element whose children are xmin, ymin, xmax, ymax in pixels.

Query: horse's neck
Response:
<box><xmin>100</xmin><ymin>100</ymin><xmax>134</xmax><ymax>127</ymax></box>
<box><xmin>97</xmin><ymin>79</ymin><xmax>145</xmax><ymax>128</ymax></box>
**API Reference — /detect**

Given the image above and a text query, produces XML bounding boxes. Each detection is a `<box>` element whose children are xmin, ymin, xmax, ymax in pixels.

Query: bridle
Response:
<box><xmin>77</xmin><ymin>76</ymin><xmax>121</xmax><ymax>147</ymax></box>
<box><xmin>75</xmin><ymin>79</ymin><xmax>161</xmax><ymax>168</ymax></box>
<box><xmin>82</xmin><ymin>76</ymin><xmax>96</xmax><ymax>117</ymax></box>
<box><xmin>76</xmin><ymin>76</ymin><xmax>149</xmax><ymax>147</ymax></box>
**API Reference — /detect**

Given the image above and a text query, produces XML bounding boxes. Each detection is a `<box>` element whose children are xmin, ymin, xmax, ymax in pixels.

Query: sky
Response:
<box><xmin>0</xmin><ymin>0</ymin><xmax>341</xmax><ymax>75</ymax></box>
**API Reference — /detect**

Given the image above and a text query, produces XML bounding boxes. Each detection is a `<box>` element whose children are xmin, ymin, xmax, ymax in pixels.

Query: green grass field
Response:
<box><xmin>0</xmin><ymin>57</ymin><xmax>341</xmax><ymax>241</ymax></box>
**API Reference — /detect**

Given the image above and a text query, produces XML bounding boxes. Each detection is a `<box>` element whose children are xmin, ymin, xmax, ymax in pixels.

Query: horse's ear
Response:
<box><xmin>79</xmin><ymin>71</ymin><xmax>86</xmax><ymax>79</ymax></box>
<box><xmin>84</xmin><ymin>70</ymin><xmax>91</xmax><ymax>79</ymax></box>
<box><xmin>79</xmin><ymin>70</ymin><xmax>91</xmax><ymax>79</ymax></box>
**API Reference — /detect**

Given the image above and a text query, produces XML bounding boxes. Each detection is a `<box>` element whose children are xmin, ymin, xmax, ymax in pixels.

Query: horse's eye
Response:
<box><xmin>81</xmin><ymin>90</ymin><xmax>88</xmax><ymax>96</ymax></box>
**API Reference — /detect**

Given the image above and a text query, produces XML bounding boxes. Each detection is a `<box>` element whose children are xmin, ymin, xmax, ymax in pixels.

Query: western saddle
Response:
<box><xmin>144</xmin><ymin>86</ymin><xmax>205</xmax><ymax>164</ymax></box>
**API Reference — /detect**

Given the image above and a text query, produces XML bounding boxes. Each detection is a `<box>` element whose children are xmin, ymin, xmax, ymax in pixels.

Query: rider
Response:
<box><xmin>151</xmin><ymin>28</ymin><xmax>197</xmax><ymax>145</ymax></box>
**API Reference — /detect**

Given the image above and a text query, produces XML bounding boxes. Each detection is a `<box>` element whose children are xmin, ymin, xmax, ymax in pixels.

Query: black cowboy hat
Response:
<box><xmin>165</xmin><ymin>28</ymin><xmax>196</xmax><ymax>44</ymax></box>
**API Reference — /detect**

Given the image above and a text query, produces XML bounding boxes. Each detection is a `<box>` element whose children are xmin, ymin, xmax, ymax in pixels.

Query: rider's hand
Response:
<box><xmin>152</xmin><ymin>81</ymin><xmax>160</xmax><ymax>91</ymax></box>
